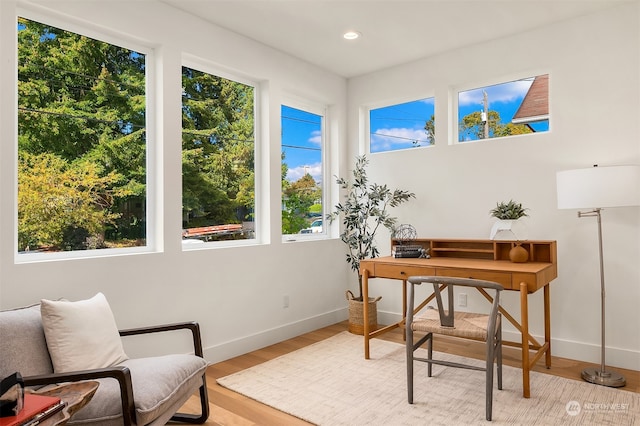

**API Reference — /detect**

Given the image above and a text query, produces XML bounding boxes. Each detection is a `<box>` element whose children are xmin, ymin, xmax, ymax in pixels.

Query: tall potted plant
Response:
<box><xmin>327</xmin><ymin>155</ymin><xmax>415</xmax><ymax>334</ymax></box>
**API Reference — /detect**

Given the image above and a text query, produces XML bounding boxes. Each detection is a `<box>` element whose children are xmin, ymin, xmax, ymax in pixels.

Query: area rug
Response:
<box><xmin>217</xmin><ymin>332</ymin><xmax>639</xmax><ymax>425</ymax></box>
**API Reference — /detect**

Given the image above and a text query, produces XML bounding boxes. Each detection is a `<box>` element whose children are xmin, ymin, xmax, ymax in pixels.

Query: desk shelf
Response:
<box><xmin>391</xmin><ymin>238</ymin><xmax>556</xmax><ymax>263</ymax></box>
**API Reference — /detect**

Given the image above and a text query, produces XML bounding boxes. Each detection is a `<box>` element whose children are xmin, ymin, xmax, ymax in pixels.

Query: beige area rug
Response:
<box><xmin>217</xmin><ymin>332</ymin><xmax>639</xmax><ymax>425</ymax></box>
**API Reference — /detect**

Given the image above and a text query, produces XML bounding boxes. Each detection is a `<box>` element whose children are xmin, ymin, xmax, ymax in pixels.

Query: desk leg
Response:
<box><xmin>520</xmin><ymin>282</ymin><xmax>530</xmax><ymax>398</ymax></box>
<box><xmin>402</xmin><ymin>279</ymin><xmax>407</xmax><ymax>341</ymax></box>
<box><xmin>363</xmin><ymin>269</ymin><xmax>370</xmax><ymax>360</ymax></box>
<box><xmin>544</xmin><ymin>284</ymin><xmax>552</xmax><ymax>368</ymax></box>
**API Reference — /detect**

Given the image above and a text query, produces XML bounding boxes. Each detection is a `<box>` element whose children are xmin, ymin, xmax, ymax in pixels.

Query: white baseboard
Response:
<box><xmin>203</xmin><ymin>308</ymin><xmax>638</xmax><ymax>372</ymax></box>
<box><xmin>203</xmin><ymin>308</ymin><xmax>348</xmax><ymax>364</ymax></box>
<box><xmin>378</xmin><ymin>311</ymin><xmax>640</xmax><ymax>371</ymax></box>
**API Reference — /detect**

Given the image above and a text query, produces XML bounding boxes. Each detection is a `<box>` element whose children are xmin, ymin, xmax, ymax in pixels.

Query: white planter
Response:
<box><xmin>489</xmin><ymin>219</ymin><xmax>528</xmax><ymax>240</ymax></box>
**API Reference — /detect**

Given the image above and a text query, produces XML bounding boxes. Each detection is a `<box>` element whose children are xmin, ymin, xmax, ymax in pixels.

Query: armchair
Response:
<box><xmin>0</xmin><ymin>299</ymin><xmax>209</xmax><ymax>425</ymax></box>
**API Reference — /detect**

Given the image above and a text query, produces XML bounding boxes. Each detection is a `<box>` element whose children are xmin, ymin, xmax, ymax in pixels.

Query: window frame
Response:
<box><xmin>451</xmin><ymin>71</ymin><xmax>551</xmax><ymax>145</ymax></box>
<box><xmin>14</xmin><ymin>9</ymin><xmax>156</xmax><ymax>263</ymax></box>
<box><xmin>280</xmin><ymin>97</ymin><xmax>328</xmax><ymax>242</ymax></box>
<box><xmin>180</xmin><ymin>57</ymin><xmax>261</xmax><ymax>250</ymax></box>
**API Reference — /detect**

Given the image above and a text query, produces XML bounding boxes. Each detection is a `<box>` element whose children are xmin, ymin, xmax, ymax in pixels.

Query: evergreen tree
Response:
<box><xmin>17</xmin><ymin>17</ymin><xmax>146</xmax><ymax>250</ymax></box>
<box><xmin>181</xmin><ymin>67</ymin><xmax>255</xmax><ymax>228</ymax></box>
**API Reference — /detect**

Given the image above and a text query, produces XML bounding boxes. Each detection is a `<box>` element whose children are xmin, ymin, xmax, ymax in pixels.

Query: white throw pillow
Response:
<box><xmin>40</xmin><ymin>292</ymin><xmax>128</xmax><ymax>373</ymax></box>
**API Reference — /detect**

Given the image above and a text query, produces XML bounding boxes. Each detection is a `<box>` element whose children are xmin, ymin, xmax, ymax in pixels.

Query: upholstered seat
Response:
<box><xmin>0</xmin><ymin>297</ymin><xmax>210</xmax><ymax>425</ymax></box>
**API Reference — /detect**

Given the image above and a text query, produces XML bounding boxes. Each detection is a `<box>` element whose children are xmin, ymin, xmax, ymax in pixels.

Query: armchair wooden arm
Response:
<box><xmin>119</xmin><ymin>321</ymin><xmax>205</xmax><ymax>358</ymax></box>
<box><xmin>118</xmin><ymin>321</ymin><xmax>209</xmax><ymax>423</ymax></box>
<box><xmin>23</xmin><ymin>366</ymin><xmax>137</xmax><ymax>425</ymax></box>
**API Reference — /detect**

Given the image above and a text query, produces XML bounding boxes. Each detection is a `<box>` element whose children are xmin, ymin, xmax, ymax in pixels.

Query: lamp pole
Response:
<box><xmin>578</xmin><ymin>208</ymin><xmax>625</xmax><ymax>387</ymax></box>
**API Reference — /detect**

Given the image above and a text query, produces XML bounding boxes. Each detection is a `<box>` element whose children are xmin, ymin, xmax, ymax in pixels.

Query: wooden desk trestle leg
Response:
<box><xmin>363</xmin><ymin>269</ymin><xmax>370</xmax><ymax>360</ymax></box>
<box><xmin>520</xmin><ymin>282</ymin><xmax>530</xmax><ymax>398</ymax></box>
<box><xmin>544</xmin><ymin>285</ymin><xmax>552</xmax><ymax>368</ymax></box>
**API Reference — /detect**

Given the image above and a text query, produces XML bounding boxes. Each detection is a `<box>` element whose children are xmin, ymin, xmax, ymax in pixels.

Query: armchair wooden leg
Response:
<box><xmin>171</xmin><ymin>378</ymin><xmax>210</xmax><ymax>424</ymax></box>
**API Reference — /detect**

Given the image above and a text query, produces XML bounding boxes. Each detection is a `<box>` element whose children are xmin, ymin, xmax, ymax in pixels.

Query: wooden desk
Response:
<box><xmin>360</xmin><ymin>238</ymin><xmax>557</xmax><ymax>398</ymax></box>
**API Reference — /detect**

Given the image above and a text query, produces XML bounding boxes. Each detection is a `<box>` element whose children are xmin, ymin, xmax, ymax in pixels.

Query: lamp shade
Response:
<box><xmin>556</xmin><ymin>165</ymin><xmax>640</xmax><ymax>209</ymax></box>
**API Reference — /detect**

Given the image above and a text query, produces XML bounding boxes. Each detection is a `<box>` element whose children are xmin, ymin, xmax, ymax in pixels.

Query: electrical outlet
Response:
<box><xmin>283</xmin><ymin>295</ymin><xmax>290</xmax><ymax>308</ymax></box>
<box><xmin>458</xmin><ymin>293</ymin><xmax>467</xmax><ymax>307</ymax></box>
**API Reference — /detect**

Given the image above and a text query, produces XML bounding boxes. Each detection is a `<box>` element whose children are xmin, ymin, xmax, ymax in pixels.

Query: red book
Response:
<box><xmin>0</xmin><ymin>394</ymin><xmax>64</xmax><ymax>426</ymax></box>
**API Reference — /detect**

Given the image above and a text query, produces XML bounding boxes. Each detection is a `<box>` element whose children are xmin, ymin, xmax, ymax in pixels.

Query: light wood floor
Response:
<box><xmin>179</xmin><ymin>321</ymin><xmax>639</xmax><ymax>425</ymax></box>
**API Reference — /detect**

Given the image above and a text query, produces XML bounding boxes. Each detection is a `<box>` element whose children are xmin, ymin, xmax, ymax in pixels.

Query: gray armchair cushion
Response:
<box><xmin>0</xmin><ymin>304</ymin><xmax>54</xmax><ymax>379</ymax></box>
<box><xmin>70</xmin><ymin>354</ymin><xmax>208</xmax><ymax>425</ymax></box>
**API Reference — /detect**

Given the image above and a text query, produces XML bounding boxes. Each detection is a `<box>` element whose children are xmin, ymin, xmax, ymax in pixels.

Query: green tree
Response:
<box><xmin>18</xmin><ymin>152</ymin><xmax>122</xmax><ymax>251</ymax></box>
<box><xmin>181</xmin><ymin>67</ymin><xmax>255</xmax><ymax>229</ymax></box>
<box><xmin>424</xmin><ymin>114</ymin><xmax>435</xmax><ymax>145</ymax></box>
<box><xmin>282</xmin><ymin>171</ymin><xmax>321</xmax><ymax>234</ymax></box>
<box><xmin>459</xmin><ymin>110</ymin><xmax>532</xmax><ymax>141</ymax></box>
<box><xmin>17</xmin><ymin>17</ymin><xmax>147</xmax><ymax>249</ymax></box>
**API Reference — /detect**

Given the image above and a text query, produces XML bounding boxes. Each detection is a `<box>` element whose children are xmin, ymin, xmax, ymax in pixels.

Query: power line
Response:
<box><xmin>181</xmin><ymin>130</ymin><xmax>254</xmax><ymax>144</ymax></box>
<box><xmin>370</xmin><ymin>131</ymin><xmax>430</xmax><ymax>143</ymax></box>
<box><xmin>371</xmin><ymin>116</ymin><xmax>429</xmax><ymax>123</ymax></box>
<box><xmin>282</xmin><ymin>144</ymin><xmax>321</xmax><ymax>151</ymax></box>
<box><xmin>19</xmin><ymin>107</ymin><xmax>145</xmax><ymax>129</ymax></box>
<box><xmin>281</xmin><ymin>115</ymin><xmax>321</xmax><ymax>126</ymax></box>
<box><xmin>18</xmin><ymin>61</ymin><xmax>145</xmax><ymax>92</ymax></box>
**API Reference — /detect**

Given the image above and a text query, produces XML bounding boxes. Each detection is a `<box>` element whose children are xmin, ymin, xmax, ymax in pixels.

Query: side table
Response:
<box><xmin>28</xmin><ymin>381</ymin><xmax>99</xmax><ymax>426</ymax></box>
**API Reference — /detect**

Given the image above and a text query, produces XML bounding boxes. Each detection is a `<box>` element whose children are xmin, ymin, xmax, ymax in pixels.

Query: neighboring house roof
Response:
<box><xmin>512</xmin><ymin>74</ymin><xmax>549</xmax><ymax>125</ymax></box>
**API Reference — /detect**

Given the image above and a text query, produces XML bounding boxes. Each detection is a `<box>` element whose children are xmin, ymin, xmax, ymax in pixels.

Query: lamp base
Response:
<box><xmin>581</xmin><ymin>367</ymin><xmax>626</xmax><ymax>387</ymax></box>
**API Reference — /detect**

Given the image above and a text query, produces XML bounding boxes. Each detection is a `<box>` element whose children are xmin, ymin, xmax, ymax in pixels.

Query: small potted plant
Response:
<box><xmin>327</xmin><ymin>155</ymin><xmax>415</xmax><ymax>334</ymax></box>
<box><xmin>489</xmin><ymin>199</ymin><xmax>529</xmax><ymax>241</ymax></box>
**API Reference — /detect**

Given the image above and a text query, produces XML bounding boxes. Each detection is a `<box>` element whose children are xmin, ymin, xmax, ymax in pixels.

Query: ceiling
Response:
<box><xmin>161</xmin><ymin>0</ymin><xmax>630</xmax><ymax>78</ymax></box>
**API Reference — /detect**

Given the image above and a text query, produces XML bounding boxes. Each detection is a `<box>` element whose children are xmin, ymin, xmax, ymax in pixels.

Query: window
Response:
<box><xmin>181</xmin><ymin>66</ymin><xmax>256</xmax><ymax>243</ymax></box>
<box><xmin>281</xmin><ymin>104</ymin><xmax>324</xmax><ymax>236</ymax></box>
<box><xmin>369</xmin><ymin>98</ymin><xmax>435</xmax><ymax>153</ymax></box>
<box><xmin>457</xmin><ymin>74</ymin><xmax>549</xmax><ymax>142</ymax></box>
<box><xmin>17</xmin><ymin>17</ymin><xmax>148</xmax><ymax>255</ymax></box>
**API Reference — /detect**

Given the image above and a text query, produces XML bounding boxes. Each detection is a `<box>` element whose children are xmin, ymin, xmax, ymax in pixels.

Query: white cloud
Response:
<box><xmin>309</xmin><ymin>130</ymin><xmax>321</xmax><ymax>145</ymax></box>
<box><xmin>458</xmin><ymin>79</ymin><xmax>533</xmax><ymax>106</ymax></box>
<box><xmin>286</xmin><ymin>162</ymin><xmax>322</xmax><ymax>183</ymax></box>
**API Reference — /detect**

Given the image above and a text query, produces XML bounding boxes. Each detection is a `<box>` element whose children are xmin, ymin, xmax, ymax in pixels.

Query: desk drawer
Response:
<box><xmin>374</xmin><ymin>263</ymin><xmax>436</xmax><ymax>280</ymax></box>
<box><xmin>436</xmin><ymin>268</ymin><xmax>512</xmax><ymax>288</ymax></box>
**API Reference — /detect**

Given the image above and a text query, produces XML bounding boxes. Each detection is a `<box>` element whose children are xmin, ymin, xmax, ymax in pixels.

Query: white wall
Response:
<box><xmin>348</xmin><ymin>3</ymin><xmax>640</xmax><ymax>370</ymax></box>
<box><xmin>1</xmin><ymin>0</ymin><xmax>638</xmax><ymax>372</ymax></box>
<box><xmin>0</xmin><ymin>0</ymin><xmax>352</xmax><ymax>362</ymax></box>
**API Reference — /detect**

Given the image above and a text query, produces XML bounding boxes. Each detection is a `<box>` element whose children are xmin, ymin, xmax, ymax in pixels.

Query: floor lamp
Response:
<box><xmin>556</xmin><ymin>164</ymin><xmax>640</xmax><ymax>387</ymax></box>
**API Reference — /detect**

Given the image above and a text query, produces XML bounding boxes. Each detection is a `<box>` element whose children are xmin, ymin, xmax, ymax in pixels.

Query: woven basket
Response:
<box><xmin>346</xmin><ymin>290</ymin><xmax>381</xmax><ymax>335</ymax></box>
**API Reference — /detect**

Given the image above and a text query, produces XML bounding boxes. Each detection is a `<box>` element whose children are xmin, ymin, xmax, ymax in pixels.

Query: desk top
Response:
<box><xmin>360</xmin><ymin>239</ymin><xmax>557</xmax><ymax>292</ymax></box>
<box><xmin>364</xmin><ymin>256</ymin><xmax>554</xmax><ymax>272</ymax></box>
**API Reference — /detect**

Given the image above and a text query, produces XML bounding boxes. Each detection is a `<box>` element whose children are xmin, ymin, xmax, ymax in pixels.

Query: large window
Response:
<box><xmin>457</xmin><ymin>74</ymin><xmax>549</xmax><ymax>142</ymax></box>
<box><xmin>17</xmin><ymin>17</ymin><xmax>148</xmax><ymax>255</ymax></box>
<box><xmin>369</xmin><ymin>98</ymin><xmax>435</xmax><ymax>153</ymax></box>
<box><xmin>181</xmin><ymin>66</ymin><xmax>256</xmax><ymax>243</ymax></box>
<box><xmin>281</xmin><ymin>104</ymin><xmax>324</xmax><ymax>236</ymax></box>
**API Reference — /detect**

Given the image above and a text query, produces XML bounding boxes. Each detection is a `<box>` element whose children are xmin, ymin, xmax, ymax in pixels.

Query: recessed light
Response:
<box><xmin>343</xmin><ymin>31</ymin><xmax>361</xmax><ymax>40</ymax></box>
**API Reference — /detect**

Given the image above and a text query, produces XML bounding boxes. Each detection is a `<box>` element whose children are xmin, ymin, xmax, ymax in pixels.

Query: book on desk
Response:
<box><xmin>0</xmin><ymin>394</ymin><xmax>65</xmax><ymax>426</ymax></box>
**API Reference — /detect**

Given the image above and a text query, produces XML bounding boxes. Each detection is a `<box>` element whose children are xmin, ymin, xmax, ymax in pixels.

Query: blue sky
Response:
<box><xmin>281</xmin><ymin>105</ymin><xmax>323</xmax><ymax>183</ymax></box>
<box><xmin>370</xmin><ymin>98</ymin><xmax>435</xmax><ymax>153</ymax></box>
